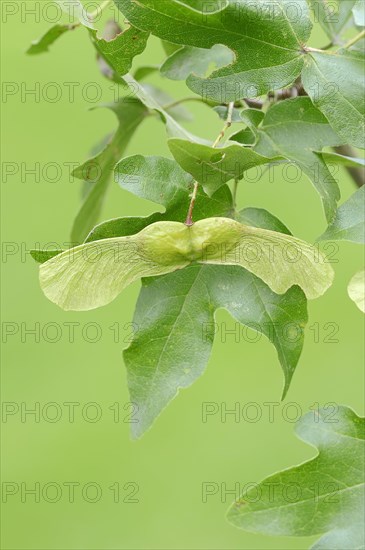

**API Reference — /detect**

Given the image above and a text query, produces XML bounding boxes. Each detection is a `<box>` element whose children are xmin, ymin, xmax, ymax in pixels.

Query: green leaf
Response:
<box><xmin>38</xmin><ymin>216</ymin><xmax>333</xmax><ymax>311</ymax></box>
<box><xmin>27</xmin><ymin>24</ymin><xmax>76</xmax><ymax>55</ymax></box>
<box><xmin>228</xmin><ymin>108</ymin><xmax>266</xmax><ymax>145</ymax></box>
<box><xmin>87</xmin><ymin>194</ymin><xmax>233</xmax><ymax>243</ymax></box>
<box><xmin>160</xmin><ymin>44</ymin><xmax>234</xmax><ymax>80</ymax></box>
<box><xmin>254</xmin><ymin>97</ymin><xmax>343</xmax><ymax>222</ymax></box>
<box><xmin>87</xmin><ymin>202</ymin><xmax>306</xmax><ymax>438</ymax></box>
<box><xmin>33</xmin><ymin>156</ymin><xmax>233</xmax><ymax>257</ymax></box>
<box><xmin>125</xmin><ymin>264</ymin><xmax>307</xmax><ymax>437</ymax></box>
<box><xmin>237</xmin><ymin>207</ymin><xmax>292</xmax><ymax>235</ymax></box>
<box><xmin>229</xmin><ymin>129</ymin><xmax>256</xmax><ymax>146</ymax></box>
<box><xmin>240</xmin><ymin>109</ymin><xmax>265</xmax><ymax>132</ymax></box>
<box><xmin>348</xmin><ymin>270</ymin><xmax>365</xmax><ymax>312</ymax></box>
<box><xmin>56</xmin><ymin>0</ymin><xmax>94</xmax><ymax>28</ymax></box>
<box><xmin>113</xmin><ymin>154</ymin><xmax>231</xmax><ymax>218</ymax></box>
<box><xmin>302</xmin><ymin>50</ymin><xmax>365</xmax><ymax>149</ymax></box>
<box><xmin>353</xmin><ymin>0</ymin><xmax>365</xmax><ymax>26</ymax></box>
<box><xmin>168</xmin><ymin>139</ymin><xmax>276</xmax><ymax>195</ymax></box>
<box><xmin>318</xmin><ymin>185</ymin><xmax>365</xmax><ymax>243</ymax></box>
<box><xmin>84</xmin><ymin>155</ymin><xmax>233</xmax><ymax>241</ymax></box>
<box><xmin>115</xmin><ymin>0</ymin><xmax>312</xmax><ymax>101</ymax></box>
<box><xmin>309</xmin><ymin>1</ymin><xmax>357</xmax><ymax>39</ymax></box>
<box><xmin>88</xmin><ymin>26</ymin><xmax>149</xmax><ymax>76</ymax></box>
<box><xmin>227</xmin><ymin>405</ymin><xmax>365</xmax><ymax>550</ymax></box>
<box><xmin>124</xmin><ymin>210</ymin><xmax>306</xmax><ymax>437</ymax></box>
<box><xmin>71</xmin><ymin>98</ymin><xmax>148</xmax><ymax>244</ymax></box>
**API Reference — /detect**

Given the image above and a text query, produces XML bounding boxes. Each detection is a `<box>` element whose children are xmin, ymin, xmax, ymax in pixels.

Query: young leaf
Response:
<box><xmin>309</xmin><ymin>1</ymin><xmax>357</xmax><ymax>39</ymax></box>
<box><xmin>115</xmin><ymin>0</ymin><xmax>312</xmax><ymax>101</ymax></box>
<box><xmin>227</xmin><ymin>405</ymin><xmax>365</xmax><ymax>550</ymax></box>
<box><xmin>38</xmin><ymin>217</ymin><xmax>333</xmax><ymax>311</ymax></box>
<box><xmin>88</xmin><ymin>26</ymin><xmax>149</xmax><ymax>76</ymax></box>
<box><xmin>213</xmin><ymin>105</ymin><xmax>245</xmax><ymax>123</ymax></box>
<box><xmin>71</xmin><ymin>98</ymin><xmax>148</xmax><ymax>244</ymax></box>
<box><xmin>254</xmin><ymin>97</ymin><xmax>343</xmax><ymax>222</ymax></box>
<box><xmin>353</xmin><ymin>0</ymin><xmax>365</xmax><ymax>26</ymax></box>
<box><xmin>318</xmin><ymin>185</ymin><xmax>365</xmax><ymax>243</ymax></box>
<box><xmin>348</xmin><ymin>270</ymin><xmax>365</xmax><ymax>312</ymax></box>
<box><xmin>302</xmin><ymin>50</ymin><xmax>365</xmax><ymax>149</ymax></box>
<box><xmin>125</xmin><ymin>264</ymin><xmax>307</xmax><ymax>437</ymax></box>
<box><xmin>160</xmin><ymin>44</ymin><xmax>234</xmax><ymax>80</ymax></box>
<box><xmin>27</xmin><ymin>24</ymin><xmax>76</xmax><ymax>55</ymax></box>
<box><xmin>168</xmin><ymin>139</ymin><xmax>276</xmax><ymax>195</ymax></box>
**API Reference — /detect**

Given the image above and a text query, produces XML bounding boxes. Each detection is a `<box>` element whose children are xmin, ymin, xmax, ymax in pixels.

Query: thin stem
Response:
<box><xmin>304</xmin><ymin>46</ymin><xmax>325</xmax><ymax>53</ymax></box>
<box><xmin>162</xmin><ymin>97</ymin><xmax>206</xmax><ymax>110</ymax></box>
<box><xmin>342</xmin><ymin>29</ymin><xmax>365</xmax><ymax>50</ymax></box>
<box><xmin>185</xmin><ymin>102</ymin><xmax>235</xmax><ymax>225</ymax></box>
<box><xmin>88</xmin><ymin>0</ymin><xmax>112</xmax><ymax>21</ymax></box>
<box><xmin>232</xmin><ymin>178</ymin><xmax>239</xmax><ymax>210</ymax></box>
<box><xmin>304</xmin><ymin>46</ymin><xmax>336</xmax><ymax>56</ymax></box>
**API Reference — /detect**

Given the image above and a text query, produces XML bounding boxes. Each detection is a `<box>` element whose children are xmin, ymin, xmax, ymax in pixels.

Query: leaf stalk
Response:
<box><xmin>185</xmin><ymin>101</ymin><xmax>235</xmax><ymax>226</ymax></box>
<box><xmin>342</xmin><ymin>29</ymin><xmax>365</xmax><ymax>50</ymax></box>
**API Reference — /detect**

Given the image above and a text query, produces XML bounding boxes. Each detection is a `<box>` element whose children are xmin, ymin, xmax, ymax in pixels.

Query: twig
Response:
<box><xmin>185</xmin><ymin>182</ymin><xmax>200</xmax><ymax>226</ymax></box>
<box><xmin>162</xmin><ymin>97</ymin><xmax>207</xmax><ymax>110</ymax></box>
<box><xmin>244</xmin><ymin>98</ymin><xmax>264</xmax><ymax>109</ymax></box>
<box><xmin>211</xmin><ymin>101</ymin><xmax>234</xmax><ymax>148</ymax></box>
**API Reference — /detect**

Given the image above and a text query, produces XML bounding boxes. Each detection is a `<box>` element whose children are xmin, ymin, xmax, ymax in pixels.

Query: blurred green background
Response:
<box><xmin>1</xmin><ymin>2</ymin><xmax>364</xmax><ymax>549</ymax></box>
